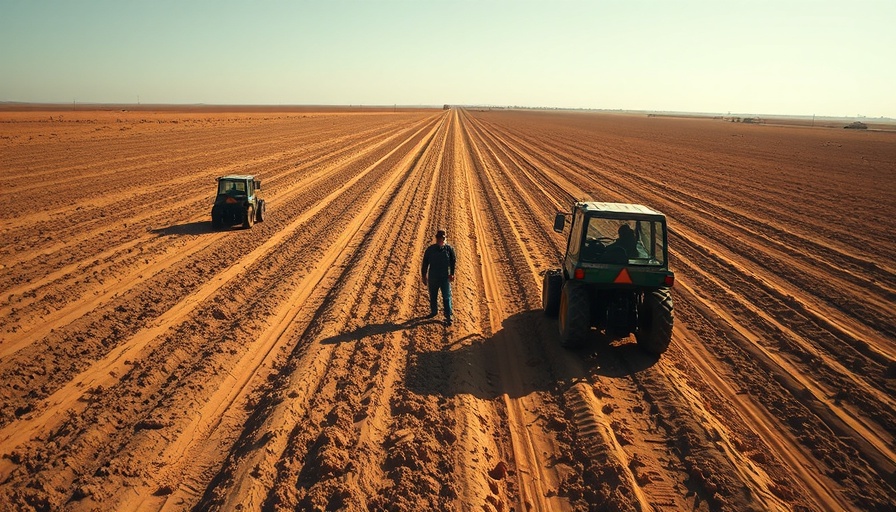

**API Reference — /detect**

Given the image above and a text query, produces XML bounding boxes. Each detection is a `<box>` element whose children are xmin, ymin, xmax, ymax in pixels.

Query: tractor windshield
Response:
<box><xmin>218</xmin><ymin>180</ymin><xmax>247</xmax><ymax>195</ymax></box>
<box><xmin>581</xmin><ymin>217</ymin><xmax>666</xmax><ymax>266</ymax></box>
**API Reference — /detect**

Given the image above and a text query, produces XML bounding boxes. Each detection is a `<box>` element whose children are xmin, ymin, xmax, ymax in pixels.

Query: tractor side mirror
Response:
<box><xmin>255</xmin><ymin>180</ymin><xmax>261</xmax><ymax>190</ymax></box>
<box><xmin>553</xmin><ymin>213</ymin><xmax>566</xmax><ymax>233</ymax></box>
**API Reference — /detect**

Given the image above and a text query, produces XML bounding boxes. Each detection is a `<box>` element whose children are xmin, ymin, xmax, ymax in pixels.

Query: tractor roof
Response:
<box><xmin>217</xmin><ymin>174</ymin><xmax>256</xmax><ymax>181</ymax></box>
<box><xmin>577</xmin><ymin>202</ymin><xmax>667</xmax><ymax>219</ymax></box>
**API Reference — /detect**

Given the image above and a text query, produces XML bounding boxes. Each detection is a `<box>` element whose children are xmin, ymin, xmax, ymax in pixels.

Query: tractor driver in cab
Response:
<box><xmin>612</xmin><ymin>224</ymin><xmax>638</xmax><ymax>256</ymax></box>
<box><xmin>601</xmin><ymin>224</ymin><xmax>637</xmax><ymax>264</ymax></box>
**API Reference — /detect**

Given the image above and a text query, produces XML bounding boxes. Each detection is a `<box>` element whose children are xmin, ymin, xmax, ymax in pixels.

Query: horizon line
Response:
<box><xmin>0</xmin><ymin>101</ymin><xmax>893</xmax><ymax>121</ymax></box>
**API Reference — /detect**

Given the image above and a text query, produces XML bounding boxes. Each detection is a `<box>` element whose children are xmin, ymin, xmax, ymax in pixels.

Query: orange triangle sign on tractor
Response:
<box><xmin>614</xmin><ymin>268</ymin><xmax>633</xmax><ymax>284</ymax></box>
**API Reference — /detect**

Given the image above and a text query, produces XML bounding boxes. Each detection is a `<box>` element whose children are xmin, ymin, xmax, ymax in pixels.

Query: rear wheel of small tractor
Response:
<box><xmin>559</xmin><ymin>281</ymin><xmax>590</xmax><ymax>348</ymax></box>
<box><xmin>212</xmin><ymin>215</ymin><xmax>223</xmax><ymax>230</ymax></box>
<box><xmin>256</xmin><ymin>200</ymin><xmax>266</xmax><ymax>223</ymax></box>
<box><xmin>243</xmin><ymin>205</ymin><xmax>255</xmax><ymax>229</ymax></box>
<box><xmin>542</xmin><ymin>269</ymin><xmax>562</xmax><ymax>317</ymax></box>
<box><xmin>635</xmin><ymin>289</ymin><xmax>674</xmax><ymax>356</ymax></box>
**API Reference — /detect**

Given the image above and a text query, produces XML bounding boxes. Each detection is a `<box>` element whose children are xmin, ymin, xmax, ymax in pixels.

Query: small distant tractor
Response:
<box><xmin>542</xmin><ymin>202</ymin><xmax>675</xmax><ymax>355</ymax></box>
<box><xmin>211</xmin><ymin>175</ymin><xmax>266</xmax><ymax>229</ymax></box>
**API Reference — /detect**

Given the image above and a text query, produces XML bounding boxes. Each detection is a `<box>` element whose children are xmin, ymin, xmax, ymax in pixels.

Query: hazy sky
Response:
<box><xmin>2</xmin><ymin>1</ymin><xmax>894</xmax><ymax>117</ymax></box>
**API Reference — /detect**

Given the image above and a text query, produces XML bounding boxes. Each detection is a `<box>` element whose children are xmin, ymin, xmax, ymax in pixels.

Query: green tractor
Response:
<box><xmin>542</xmin><ymin>202</ymin><xmax>674</xmax><ymax>355</ymax></box>
<box><xmin>211</xmin><ymin>175</ymin><xmax>266</xmax><ymax>230</ymax></box>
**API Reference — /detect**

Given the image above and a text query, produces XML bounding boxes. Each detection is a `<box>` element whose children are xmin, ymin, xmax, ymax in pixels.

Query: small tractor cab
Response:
<box><xmin>211</xmin><ymin>175</ymin><xmax>266</xmax><ymax>229</ymax></box>
<box><xmin>543</xmin><ymin>202</ymin><xmax>674</xmax><ymax>354</ymax></box>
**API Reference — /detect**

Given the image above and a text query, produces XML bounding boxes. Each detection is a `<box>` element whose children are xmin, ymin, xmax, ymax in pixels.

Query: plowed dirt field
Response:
<box><xmin>1</xmin><ymin>107</ymin><xmax>894</xmax><ymax>511</ymax></box>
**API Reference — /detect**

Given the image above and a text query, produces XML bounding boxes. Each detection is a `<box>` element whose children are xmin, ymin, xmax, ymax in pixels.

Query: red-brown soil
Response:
<box><xmin>1</xmin><ymin>108</ymin><xmax>894</xmax><ymax>511</ymax></box>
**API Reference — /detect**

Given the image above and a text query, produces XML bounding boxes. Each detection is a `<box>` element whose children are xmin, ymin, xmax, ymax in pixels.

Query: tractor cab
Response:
<box><xmin>217</xmin><ymin>176</ymin><xmax>258</xmax><ymax>197</ymax></box>
<box><xmin>553</xmin><ymin>202</ymin><xmax>673</xmax><ymax>288</ymax></box>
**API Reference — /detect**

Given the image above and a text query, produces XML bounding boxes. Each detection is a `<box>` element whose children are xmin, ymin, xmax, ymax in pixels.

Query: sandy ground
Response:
<box><xmin>0</xmin><ymin>108</ymin><xmax>894</xmax><ymax>511</ymax></box>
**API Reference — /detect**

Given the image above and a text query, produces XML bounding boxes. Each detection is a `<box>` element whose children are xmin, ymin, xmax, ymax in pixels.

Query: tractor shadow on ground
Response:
<box><xmin>150</xmin><ymin>221</ymin><xmax>219</xmax><ymax>236</ymax></box>
<box><xmin>575</xmin><ymin>339</ymin><xmax>661</xmax><ymax>378</ymax></box>
<box><xmin>406</xmin><ymin>310</ymin><xmax>661</xmax><ymax>400</ymax></box>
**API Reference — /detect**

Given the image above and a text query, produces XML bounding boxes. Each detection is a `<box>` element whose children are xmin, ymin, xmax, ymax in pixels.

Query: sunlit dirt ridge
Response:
<box><xmin>0</xmin><ymin>107</ymin><xmax>893</xmax><ymax>511</ymax></box>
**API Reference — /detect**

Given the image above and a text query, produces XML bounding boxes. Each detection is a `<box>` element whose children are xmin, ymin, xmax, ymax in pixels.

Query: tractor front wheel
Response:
<box><xmin>542</xmin><ymin>269</ymin><xmax>562</xmax><ymax>317</ymax></box>
<box><xmin>635</xmin><ymin>289</ymin><xmax>674</xmax><ymax>355</ymax></box>
<box><xmin>559</xmin><ymin>281</ymin><xmax>590</xmax><ymax>348</ymax></box>
<box><xmin>256</xmin><ymin>200</ymin><xmax>266</xmax><ymax>222</ymax></box>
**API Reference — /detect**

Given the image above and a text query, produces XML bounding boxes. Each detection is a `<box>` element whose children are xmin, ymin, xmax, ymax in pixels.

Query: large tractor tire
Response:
<box><xmin>243</xmin><ymin>205</ymin><xmax>255</xmax><ymax>229</ymax></box>
<box><xmin>635</xmin><ymin>289</ymin><xmax>674</xmax><ymax>355</ymax></box>
<box><xmin>542</xmin><ymin>269</ymin><xmax>563</xmax><ymax>317</ymax></box>
<box><xmin>559</xmin><ymin>281</ymin><xmax>590</xmax><ymax>348</ymax></box>
<box><xmin>212</xmin><ymin>215</ymin><xmax>223</xmax><ymax>230</ymax></box>
<box><xmin>256</xmin><ymin>200</ymin><xmax>266</xmax><ymax>223</ymax></box>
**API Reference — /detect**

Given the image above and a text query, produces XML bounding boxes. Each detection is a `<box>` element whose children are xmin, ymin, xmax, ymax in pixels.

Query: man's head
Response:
<box><xmin>435</xmin><ymin>229</ymin><xmax>446</xmax><ymax>246</ymax></box>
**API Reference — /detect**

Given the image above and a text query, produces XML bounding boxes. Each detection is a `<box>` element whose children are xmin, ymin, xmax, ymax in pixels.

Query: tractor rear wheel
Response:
<box><xmin>256</xmin><ymin>200</ymin><xmax>266</xmax><ymax>222</ymax></box>
<box><xmin>635</xmin><ymin>289</ymin><xmax>674</xmax><ymax>355</ymax></box>
<box><xmin>559</xmin><ymin>281</ymin><xmax>590</xmax><ymax>348</ymax></box>
<box><xmin>542</xmin><ymin>269</ymin><xmax>562</xmax><ymax>317</ymax></box>
<box><xmin>243</xmin><ymin>205</ymin><xmax>255</xmax><ymax>229</ymax></box>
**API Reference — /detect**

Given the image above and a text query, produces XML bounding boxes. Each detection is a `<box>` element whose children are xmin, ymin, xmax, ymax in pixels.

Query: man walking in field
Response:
<box><xmin>421</xmin><ymin>229</ymin><xmax>456</xmax><ymax>326</ymax></box>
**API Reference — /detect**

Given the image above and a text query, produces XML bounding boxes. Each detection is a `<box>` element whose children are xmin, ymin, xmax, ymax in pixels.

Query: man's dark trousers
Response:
<box><xmin>428</xmin><ymin>277</ymin><xmax>452</xmax><ymax>320</ymax></box>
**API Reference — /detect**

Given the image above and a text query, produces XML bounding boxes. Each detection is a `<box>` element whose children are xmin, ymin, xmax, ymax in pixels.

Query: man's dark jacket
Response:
<box><xmin>422</xmin><ymin>243</ymin><xmax>456</xmax><ymax>280</ymax></box>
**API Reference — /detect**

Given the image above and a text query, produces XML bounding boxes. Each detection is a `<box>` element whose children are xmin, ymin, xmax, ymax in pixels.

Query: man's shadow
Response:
<box><xmin>319</xmin><ymin>315</ymin><xmax>443</xmax><ymax>344</ymax></box>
